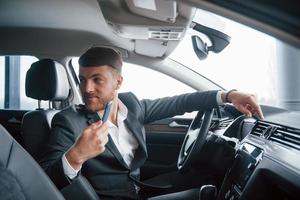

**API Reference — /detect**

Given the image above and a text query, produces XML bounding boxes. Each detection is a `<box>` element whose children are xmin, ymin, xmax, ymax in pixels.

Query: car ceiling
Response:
<box><xmin>0</xmin><ymin>0</ymin><xmax>299</xmax><ymax>61</ymax></box>
<box><xmin>0</xmin><ymin>0</ymin><xmax>129</xmax><ymax>57</ymax></box>
<box><xmin>183</xmin><ymin>0</ymin><xmax>300</xmax><ymax>48</ymax></box>
<box><xmin>0</xmin><ymin>0</ymin><xmax>194</xmax><ymax>60</ymax></box>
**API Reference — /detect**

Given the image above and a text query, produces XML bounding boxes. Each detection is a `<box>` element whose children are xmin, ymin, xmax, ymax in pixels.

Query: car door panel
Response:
<box><xmin>141</xmin><ymin>117</ymin><xmax>191</xmax><ymax>180</ymax></box>
<box><xmin>0</xmin><ymin>109</ymin><xmax>28</xmax><ymax>146</ymax></box>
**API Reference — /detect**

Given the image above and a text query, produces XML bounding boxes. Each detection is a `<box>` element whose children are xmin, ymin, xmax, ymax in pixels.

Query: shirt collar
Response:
<box><xmin>106</xmin><ymin>99</ymin><xmax>128</xmax><ymax>128</ymax></box>
<box><xmin>117</xmin><ymin>99</ymin><xmax>128</xmax><ymax>119</ymax></box>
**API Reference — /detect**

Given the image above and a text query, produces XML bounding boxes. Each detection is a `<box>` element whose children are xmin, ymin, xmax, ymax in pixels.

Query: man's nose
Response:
<box><xmin>84</xmin><ymin>80</ymin><xmax>95</xmax><ymax>93</ymax></box>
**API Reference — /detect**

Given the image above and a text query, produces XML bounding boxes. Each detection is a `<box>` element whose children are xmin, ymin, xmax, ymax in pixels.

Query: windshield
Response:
<box><xmin>170</xmin><ymin>9</ymin><xmax>277</xmax><ymax>107</ymax></box>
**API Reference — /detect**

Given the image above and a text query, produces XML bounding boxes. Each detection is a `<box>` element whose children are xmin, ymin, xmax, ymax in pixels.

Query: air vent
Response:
<box><xmin>251</xmin><ymin>121</ymin><xmax>272</xmax><ymax>137</ymax></box>
<box><xmin>210</xmin><ymin>117</ymin><xmax>233</xmax><ymax>130</ymax></box>
<box><xmin>218</xmin><ymin>118</ymin><xmax>234</xmax><ymax>128</ymax></box>
<box><xmin>149</xmin><ymin>28</ymin><xmax>184</xmax><ymax>40</ymax></box>
<box><xmin>251</xmin><ymin>121</ymin><xmax>300</xmax><ymax>150</ymax></box>
<box><xmin>270</xmin><ymin>126</ymin><xmax>300</xmax><ymax>150</ymax></box>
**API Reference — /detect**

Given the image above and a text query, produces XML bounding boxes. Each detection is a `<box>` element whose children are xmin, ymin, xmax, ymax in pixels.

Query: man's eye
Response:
<box><xmin>79</xmin><ymin>78</ymin><xmax>85</xmax><ymax>84</ymax></box>
<box><xmin>94</xmin><ymin>78</ymin><xmax>103</xmax><ymax>83</ymax></box>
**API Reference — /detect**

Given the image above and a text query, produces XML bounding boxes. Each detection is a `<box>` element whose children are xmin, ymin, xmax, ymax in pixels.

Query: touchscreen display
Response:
<box><xmin>241</xmin><ymin>143</ymin><xmax>263</xmax><ymax>158</ymax></box>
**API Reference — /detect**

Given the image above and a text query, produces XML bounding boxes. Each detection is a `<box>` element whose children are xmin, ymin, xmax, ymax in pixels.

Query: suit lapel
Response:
<box><xmin>106</xmin><ymin>135</ymin><xmax>129</xmax><ymax>169</ymax></box>
<box><xmin>125</xmin><ymin>111</ymin><xmax>147</xmax><ymax>169</ymax></box>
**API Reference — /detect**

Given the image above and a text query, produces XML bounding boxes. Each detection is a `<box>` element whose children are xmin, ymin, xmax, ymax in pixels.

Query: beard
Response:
<box><xmin>83</xmin><ymin>93</ymin><xmax>112</xmax><ymax>113</ymax></box>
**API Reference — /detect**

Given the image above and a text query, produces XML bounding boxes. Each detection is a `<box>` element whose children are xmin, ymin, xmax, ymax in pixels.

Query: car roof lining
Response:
<box><xmin>0</xmin><ymin>0</ymin><xmax>299</xmax><ymax>60</ymax></box>
<box><xmin>0</xmin><ymin>0</ymin><xmax>132</xmax><ymax>57</ymax></box>
<box><xmin>182</xmin><ymin>0</ymin><xmax>300</xmax><ymax>48</ymax></box>
<box><xmin>0</xmin><ymin>0</ymin><xmax>194</xmax><ymax>59</ymax></box>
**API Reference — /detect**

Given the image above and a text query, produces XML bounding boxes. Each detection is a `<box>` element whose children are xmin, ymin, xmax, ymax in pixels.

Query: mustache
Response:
<box><xmin>83</xmin><ymin>93</ymin><xmax>100</xmax><ymax>99</ymax></box>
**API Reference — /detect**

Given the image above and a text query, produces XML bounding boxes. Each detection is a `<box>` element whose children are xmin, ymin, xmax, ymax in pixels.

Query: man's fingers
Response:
<box><xmin>237</xmin><ymin>103</ymin><xmax>264</xmax><ymax>120</ymax></box>
<box><xmin>81</xmin><ymin>122</ymin><xmax>108</xmax><ymax>144</ymax></box>
<box><xmin>98</xmin><ymin>124</ymin><xmax>108</xmax><ymax>135</ymax></box>
<box><xmin>89</xmin><ymin>121</ymin><xmax>107</xmax><ymax>134</ymax></box>
<box><xmin>98</xmin><ymin>128</ymin><xmax>109</xmax><ymax>141</ymax></box>
<box><xmin>247</xmin><ymin>95</ymin><xmax>264</xmax><ymax>120</ymax></box>
<box><xmin>236</xmin><ymin>104</ymin><xmax>252</xmax><ymax>118</ymax></box>
<box><xmin>97</xmin><ymin>134</ymin><xmax>108</xmax><ymax>154</ymax></box>
<box><xmin>95</xmin><ymin>123</ymin><xmax>108</xmax><ymax>143</ymax></box>
<box><xmin>90</xmin><ymin>121</ymin><xmax>103</xmax><ymax>129</ymax></box>
<box><xmin>254</xmin><ymin>104</ymin><xmax>264</xmax><ymax>120</ymax></box>
<box><xmin>246</xmin><ymin>99</ymin><xmax>264</xmax><ymax>120</ymax></box>
<box><xmin>99</xmin><ymin>134</ymin><xmax>109</xmax><ymax>146</ymax></box>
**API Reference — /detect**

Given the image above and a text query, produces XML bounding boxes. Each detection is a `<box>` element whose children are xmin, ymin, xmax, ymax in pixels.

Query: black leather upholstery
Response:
<box><xmin>0</xmin><ymin>124</ymin><xmax>65</xmax><ymax>200</ymax></box>
<box><xmin>21</xmin><ymin>59</ymin><xmax>100</xmax><ymax>200</ymax></box>
<box><xmin>22</xmin><ymin>110</ymin><xmax>59</xmax><ymax>160</ymax></box>
<box><xmin>0</xmin><ymin>166</ymin><xmax>25</xmax><ymax>200</ymax></box>
<box><xmin>60</xmin><ymin>175</ymin><xmax>100</xmax><ymax>200</ymax></box>
<box><xmin>22</xmin><ymin>59</ymin><xmax>69</xmax><ymax>160</ymax></box>
<box><xmin>25</xmin><ymin>59</ymin><xmax>69</xmax><ymax>101</ymax></box>
<box><xmin>149</xmin><ymin>189</ymin><xmax>200</xmax><ymax>200</ymax></box>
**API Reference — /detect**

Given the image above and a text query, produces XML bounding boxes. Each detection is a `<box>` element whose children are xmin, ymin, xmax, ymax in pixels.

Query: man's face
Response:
<box><xmin>79</xmin><ymin>65</ymin><xmax>122</xmax><ymax>112</ymax></box>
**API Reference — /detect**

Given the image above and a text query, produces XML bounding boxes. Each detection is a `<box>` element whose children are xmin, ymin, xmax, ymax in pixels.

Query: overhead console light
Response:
<box><xmin>131</xmin><ymin>0</ymin><xmax>157</xmax><ymax>10</ymax></box>
<box><xmin>125</xmin><ymin>0</ymin><xmax>177</xmax><ymax>23</ymax></box>
<box><xmin>149</xmin><ymin>28</ymin><xmax>184</xmax><ymax>40</ymax></box>
<box><xmin>107</xmin><ymin>21</ymin><xmax>185</xmax><ymax>41</ymax></box>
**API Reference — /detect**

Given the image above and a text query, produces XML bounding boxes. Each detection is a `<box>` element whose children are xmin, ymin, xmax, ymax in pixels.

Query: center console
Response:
<box><xmin>218</xmin><ymin>143</ymin><xmax>263</xmax><ymax>200</ymax></box>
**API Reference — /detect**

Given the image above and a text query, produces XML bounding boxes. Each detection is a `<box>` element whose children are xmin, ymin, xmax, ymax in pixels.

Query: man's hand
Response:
<box><xmin>222</xmin><ymin>90</ymin><xmax>264</xmax><ymax>120</ymax></box>
<box><xmin>65</xmin><ymin>121</ymin><xmax>109</xmax><ymax>170</ymax></box>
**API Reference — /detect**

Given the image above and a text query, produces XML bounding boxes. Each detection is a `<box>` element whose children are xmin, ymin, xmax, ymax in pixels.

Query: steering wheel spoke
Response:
<box><xmin>177</xmin><ymin>109</ymin><xmax>214</xmax><ymax>173</ymax></box>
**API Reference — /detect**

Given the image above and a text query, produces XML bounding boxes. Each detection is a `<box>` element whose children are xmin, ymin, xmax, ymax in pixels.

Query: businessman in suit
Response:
<box><xmin>40</xmin><ymin>47</ymin><xmax>264</xmax><ymax>199</ymax></box>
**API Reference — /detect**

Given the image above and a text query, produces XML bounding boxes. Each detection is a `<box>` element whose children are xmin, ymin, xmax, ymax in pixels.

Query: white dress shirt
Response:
<box><xmin>62</xmin><ymin>91</ymin><xmax>225</xmax><ymax>179</ymax></box>
<box><xmin>216</xmin><ymin>90</ymin><xmax>224</xmax><ymax>105</ymax></box>
<box><xmin>106</xmin><ymin>100</ymin><xmax>139</xmax><ymax>167</ymax></box>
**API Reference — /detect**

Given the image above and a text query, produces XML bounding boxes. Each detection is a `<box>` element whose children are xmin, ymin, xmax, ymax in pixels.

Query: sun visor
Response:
<box><xmin>135</xmin><ymin>40</ymin><xmax>168</xmax><ymax>57</ymax></box>
<box><xmin>125</xmin><ymin>0</ymin><xmax>178</xmax><ymax>23</ymax></box>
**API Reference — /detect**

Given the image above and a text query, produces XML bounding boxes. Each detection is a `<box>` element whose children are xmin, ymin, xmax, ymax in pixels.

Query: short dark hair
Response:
<box><xmin>78</xmin><ymin>47</ymin><xmax>122</xmax><ymax>73</ymax></box>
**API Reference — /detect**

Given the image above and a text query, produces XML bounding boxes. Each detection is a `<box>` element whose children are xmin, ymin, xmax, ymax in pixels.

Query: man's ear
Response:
<box><xmin>116</xmin><ymin>75</ymin><xmax>123</xmax><ymax>90</ymax></box>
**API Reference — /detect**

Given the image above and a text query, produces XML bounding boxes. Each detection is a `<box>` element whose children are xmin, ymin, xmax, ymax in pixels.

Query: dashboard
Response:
<box><xmin>215</xmin><ymin>108</ymin><xmax>300</xmax><ymax>200</ymax></box>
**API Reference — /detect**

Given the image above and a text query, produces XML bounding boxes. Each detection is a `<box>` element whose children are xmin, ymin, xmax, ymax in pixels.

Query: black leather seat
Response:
<box><xmin>22</xmin><ymin>59</ymin><xmax>69</xmax><ymax>160</ymax></box>
<box><xmin>21</xmin><ymin>59</ymin><xmax>100</xmax><ymax>200</ymax></box>
<box><xmin>0</xmin><ymin>124</ymin><xmax>65</xmax><ymax>200</ymax></box>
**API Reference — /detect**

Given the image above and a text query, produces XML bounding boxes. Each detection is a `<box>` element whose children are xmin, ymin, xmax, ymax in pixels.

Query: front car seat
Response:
<box><xmin>0</xmin><ymin>124</ymin><xmax>65</xmax><ymax>200</ymax></box>
<box><xmin>21</xmin><ymin>59</ymin><xmax>100</xmax><ymax>200</ymax></box>
<box><xmin>22</xmin><ymin>59</ymin><xmax>69</xmax><ymax>160</ymax></box>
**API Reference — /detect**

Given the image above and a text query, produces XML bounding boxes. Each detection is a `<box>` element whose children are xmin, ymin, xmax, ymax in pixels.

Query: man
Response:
<box><xmin>40</xmin><ymin>47</ymin><xmax>264</xmax><ymax>199</ymax></box>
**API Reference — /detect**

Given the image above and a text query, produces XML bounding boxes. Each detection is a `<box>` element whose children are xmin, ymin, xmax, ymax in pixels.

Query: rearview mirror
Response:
<box><xmin>192</xmin><ymin>36</ymin><xmax>208</xmax><ymax>60</ymax></box>
<box><xmin>191</xmin><ymin>21</ymin><xmax>231</xmax><ymax>60</ymax></box>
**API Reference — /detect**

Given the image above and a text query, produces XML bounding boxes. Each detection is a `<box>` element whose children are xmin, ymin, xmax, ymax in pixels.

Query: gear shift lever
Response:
<box><xmin>199</xmin><ymin>185</ymin><xmax>217</xmax><ymax>200</ymax></box>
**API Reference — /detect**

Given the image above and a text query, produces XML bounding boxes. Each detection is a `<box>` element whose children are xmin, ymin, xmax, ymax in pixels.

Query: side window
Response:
<box><xmin>120</xmin><ymin>63</ymin><xmax>197</xmax><ymax>118</ymax></box>
<box><xmin>0</xmin><ymin>57</ymin><xmax>4</xmax><ymax>108</ymax></box>
<box><xmin>120</xmin><ymin>63</ymin><xmax>195</xmax><ymax>99</ymax></box>
<box><xmin>71</xmin><ymin>58</ymin><xmax>196</xmax><ymax>118</ymax></box>
<box><xmin>71</xmin><ymin>58</ymin><xmax>195</xmax><ymax>99</ymax></box>
<box><xmin>0</xmin><ymin>56</ymin><xmax>48</xmax><ymax>110</ymax></box>
<box><xmin>71</xmin><ymin>58</ymin><xmax>79</xmax><ymax>79</ymax></box>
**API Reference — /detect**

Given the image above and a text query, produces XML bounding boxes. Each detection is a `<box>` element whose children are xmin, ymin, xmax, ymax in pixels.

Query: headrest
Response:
<box><xmin>25</xmin><ymin>59</ymin><xmax>69</xmax><ymax>101</ymax></box>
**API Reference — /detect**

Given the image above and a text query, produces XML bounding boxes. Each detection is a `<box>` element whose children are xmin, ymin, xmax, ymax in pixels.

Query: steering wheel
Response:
<box><xmin>177</xmin><ymin>109</ymin><xmax>214</xmax><ymax>173</ymax></box>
